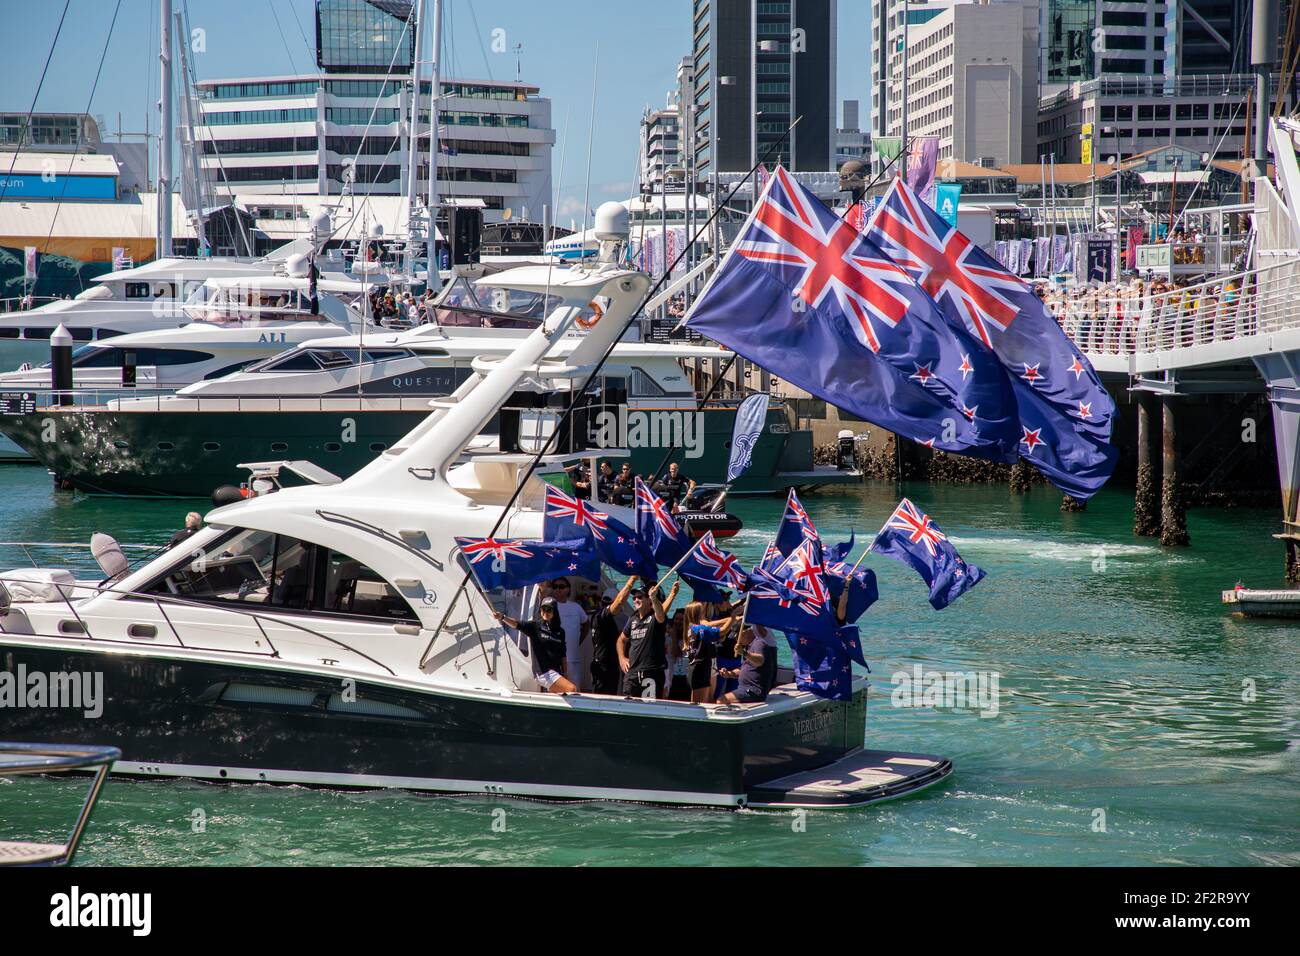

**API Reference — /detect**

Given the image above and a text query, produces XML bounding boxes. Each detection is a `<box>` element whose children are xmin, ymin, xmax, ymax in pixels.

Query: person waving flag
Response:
<box><xmin>685</xmin><ymin>166</ymin><xmax>1021</xmax><ymax>461</ymax></box>
<box><xmin>869</xmin><ymin>498</ymin><xmax>985</xmax><ymax>610</ymax></box>
<box><xmin>774</xmin><ymin>488</ymin><xmax>822</xmax><ymax>559</ymax></box>
<box><xmin>865</xmin><ymin>177</ymin><xmax>1117</xmax><ymax>498</ymax></box>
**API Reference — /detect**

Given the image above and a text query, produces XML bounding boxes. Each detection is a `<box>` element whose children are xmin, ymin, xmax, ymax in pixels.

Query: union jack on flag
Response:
<box><xmin>775</xmin><ymin>488</ymin><xmax>821</xmax><ymax>558</ymax></box>
<box><xmin>869</xmin><ymin>498</ymin><xmax>985</xmax><ymax>610</ymax></box>
<box><xmin>543</xmin><ymin>484</ymin><xmax>609</xmax><ymax>541</ymax></box>
<box><xmin>882</xmin><ymin>498</ymin><xmax>947</xmax><ymax>557</ymax></box>
<box><xmin>866</xmin><ymin>177</ymin><xmax>1025</xmax><ymax>349</ymax></box>
<box><xmin>634</xmin><ymin>477</ymin><xmax>690</xmax><ymax>565</ymax></box>
<box><xmin>688</xmin><ymin>532</ymin><xmax>748</xmax><ymax>590</ymax></box>
<box><xmin>736</xmin><ymin>166</ymin><xmax>916</xmax><ymax>355</ymax></box>
<box><xmin>457</xmin><ymin>537</ymin><xmax>534</xmax><ymax>566</ymax></box>
<box><xmin>786</xmin><ymin>539</ymin><xmax>831</xmax><ymax>606</ymax></box>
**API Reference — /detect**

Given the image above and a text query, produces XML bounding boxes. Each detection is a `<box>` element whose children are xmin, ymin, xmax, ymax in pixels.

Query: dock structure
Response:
<box><xmin>1068</xmin><ymin>117</ymin><xmax>1300</xmax><ymax>571</ymax></box>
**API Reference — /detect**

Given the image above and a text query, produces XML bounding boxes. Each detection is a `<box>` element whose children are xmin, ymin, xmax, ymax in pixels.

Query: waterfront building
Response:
<box><xmin>691</xmin><ymin>0</ymin><xmax>837</xmax><ymax>175</ymax></box>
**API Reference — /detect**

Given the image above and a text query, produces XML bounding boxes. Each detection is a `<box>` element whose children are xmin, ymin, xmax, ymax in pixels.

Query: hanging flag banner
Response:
<box><xmin>1126</xmin><ymin>225</ymin><xmax>1144</xmax><ymax>271</ymax></box>
<box><xmin>111</xmin><ymin>247</ymin><xmax>127</xmax><ymax>271</ymax></box>
<box><xmin>933</xmin><ymin>182</ymin><xmax>962</xmax><ymax>228</ymax></box>
<box><xmin>1080</xmin><ymin>122</ymin><xmax>1093</xmax><ymax>166</ymax></box>
<box><xmin>906</xmin><ymin>136</ymin><xmax>939</xmax><ymax>204</ymax></box>
<box><xmin>23</xmin><ymin>246</ymin><xmax>36</xmax><ymax>279</ymax></box>
<box><xmin>874</xmin><ymin>136</ymin><xmax>903</xmax><ymax>167</ymax></box>
<box><xmin>726</xmin><ymin>392</ymin><xmax>770</xmax><ymax>482</ymax></box>
<box><xmin>1087</xmin><ymin>239</ymin><xmax>1113</xmax><ymax>283</ymax></box>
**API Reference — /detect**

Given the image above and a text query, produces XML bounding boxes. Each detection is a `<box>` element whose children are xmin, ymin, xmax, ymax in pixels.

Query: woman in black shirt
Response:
<box><xmin>493</xmin><ymin>598</ymin><xmax>576</xmax><ymax>694</ymax></box>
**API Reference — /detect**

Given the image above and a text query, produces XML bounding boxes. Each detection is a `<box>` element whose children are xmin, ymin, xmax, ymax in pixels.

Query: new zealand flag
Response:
<box><xmin>455</xmin><ymin>536</ymin><xmax>599</xmax><ymax>591</ymax></box>
<box><xmin>866</xmin><ymin>177</ymin><xmax>1117</xmax><ymax>498</ymax></box>
<box><xmin>542</xmin><ymin>483</ymin><xmax>657</xmax><ymax>580</ymax></box>
<box><xmin>869</xmin><ymin>498</ymin><xmax>985</xmax><ymax>610</ymax></box>
<box><xmin>686</xmin><ymin>165</ymin><xmax>1021</xmax><ymax>460</ymax></box>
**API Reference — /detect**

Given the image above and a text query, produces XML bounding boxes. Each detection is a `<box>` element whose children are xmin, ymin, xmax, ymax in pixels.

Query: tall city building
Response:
<box><xmin>691</xmin><ymin>0</ymin><xmax>837</xmax><ymax>175</ymax></box>
<box><xmin>193</xmin><ymin>1</ymin><xmax>554</xmax><ymax>223</ymax></box>
<box><xmin>873</xmin><ymin>0</ymin><xmax>1039</xmax><ymax>165</ymax></box>
<box><xmin>1040</xmin><ymin>0</ymin><xmax>1097</xmax><ymax>89</ymax></box>
<box><xmin>639</xmin><ymin>100</ymin><xmax>682</xmax><ymax>192</ymax></box>
<box><xmin>835</xmin><ymin>99</ymin><xmax>871</xmax><ymax>167</ymax></box>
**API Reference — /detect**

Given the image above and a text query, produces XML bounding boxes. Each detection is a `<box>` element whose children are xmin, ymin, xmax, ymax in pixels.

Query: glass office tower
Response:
<box><xmin>315</xmin><ymin>0</ymin><xmax>415</xmax><ymax>74</ymax></box>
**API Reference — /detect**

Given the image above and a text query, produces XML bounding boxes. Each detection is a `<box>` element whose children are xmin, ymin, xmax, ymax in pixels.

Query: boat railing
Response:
<box><xmin>0</xmin><ymin>742</ymin><xmax>119</xmax><ymax>866</ymax></box>
<box><xmin>0</xmin><ymin>549</ymin><xmax>397</xmax><ymax>676</ymax></box>
<box><xmin>1057</xmin><ymin>259</ymin><xmax>1300</xmax><ymax>358</ymax></box>
<box><xmin>0</xmin><ymin>296</ymin><xmax>62</xmax><ymax>314</ymax></box>
<box><xmin>5</xmin><ymin>387</ymin><xmax>457</xmax><ymax>414</ymax></box>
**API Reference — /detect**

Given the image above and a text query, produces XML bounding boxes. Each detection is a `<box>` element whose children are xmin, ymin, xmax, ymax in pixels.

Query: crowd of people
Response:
<box><xmin>365</xmin><ymin>288</ymin><xmax>438</xmax><ymax>329</ymax></box>
<box><xmin>1032</xmin><ymin>271</ymin><xmax>1254</xmax><ymax>355</ymax></box>
<box><xmin>567</xmin><ymin>459</ymin><xmax>698</xmax><ymax>510</ymax></box>
<box><xmin>494</xmin><ymin>573</ymin><xmax>783</xmax><ymax>706</ymax></box>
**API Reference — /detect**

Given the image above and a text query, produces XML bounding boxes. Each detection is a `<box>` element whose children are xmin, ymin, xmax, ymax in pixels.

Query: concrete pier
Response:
<box><xmin>1160</xmin><ymin>396</ymin><xmax>1190</xmax><ymax>547</ymax></box>
<box><xmin>1134</xmin><ymin>393</ymin><xmax>1160</xmax><ymax>537</ymax></box>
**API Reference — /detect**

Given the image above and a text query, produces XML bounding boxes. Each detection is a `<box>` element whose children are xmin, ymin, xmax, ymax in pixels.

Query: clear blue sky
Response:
<box><xmin>3</xmin><ymin>0</ymin><xmax>869</xmax><ymax>222</ymax></box>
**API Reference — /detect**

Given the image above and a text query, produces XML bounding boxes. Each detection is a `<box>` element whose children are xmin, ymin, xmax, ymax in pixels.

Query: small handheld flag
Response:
<box><xmin>869</xmin><ymin>498</ymin><xmax>985</xmax><ymax>610</ymax></box>
<box><xmin>455</xmin><ymin>535</ymin><xmax>599</xmax><ymax>591</ymax></box>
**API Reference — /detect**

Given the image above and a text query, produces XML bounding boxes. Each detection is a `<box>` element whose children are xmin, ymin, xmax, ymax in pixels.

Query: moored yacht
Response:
<box><xmin>0</xmin><ymin>212</ymin><xmax>949</xmax><ymax>808</ymax></box>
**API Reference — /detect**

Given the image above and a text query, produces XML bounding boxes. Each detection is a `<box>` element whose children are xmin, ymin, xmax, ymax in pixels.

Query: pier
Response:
<box><xmin>1064</xmin><ymin>119</ymin><xmax>1300</xmax><ymax>570</ymax></box>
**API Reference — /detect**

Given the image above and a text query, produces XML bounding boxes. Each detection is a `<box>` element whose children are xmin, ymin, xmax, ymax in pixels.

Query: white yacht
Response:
<box><xmin>0</xmin><ymin>208</ymin><xmax>949</xmax><ymax>808</ymax></box>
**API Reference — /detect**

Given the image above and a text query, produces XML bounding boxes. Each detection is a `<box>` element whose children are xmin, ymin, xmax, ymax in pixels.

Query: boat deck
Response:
<box><xmin>746</xmin><ymin>749</ymin><xmax>953</xmax><ymax>808</ymax></box>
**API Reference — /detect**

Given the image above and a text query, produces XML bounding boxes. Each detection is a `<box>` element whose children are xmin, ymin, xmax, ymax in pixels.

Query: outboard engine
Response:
<box><xmin>836</xmin><ymin>429</ymin><xmax>858</xmax><ymax>471</ymax></box>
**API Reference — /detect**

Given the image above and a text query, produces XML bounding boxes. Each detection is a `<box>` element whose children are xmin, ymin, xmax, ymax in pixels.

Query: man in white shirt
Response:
<box><xmin>547</xmin><ymin>578</ymin><xmax>590</xmax><ymax>691</ymax></box>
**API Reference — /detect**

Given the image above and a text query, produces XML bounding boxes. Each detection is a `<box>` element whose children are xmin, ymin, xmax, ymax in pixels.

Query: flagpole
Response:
<box><xmin>848</xmin><ymin>546</ymin><xmax>872</xmax><ymax>575</ymax></box>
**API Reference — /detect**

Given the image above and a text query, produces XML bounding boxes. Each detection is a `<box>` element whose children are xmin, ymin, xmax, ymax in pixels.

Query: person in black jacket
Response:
<box><xmin>493</xmin><ymin>598</ymin><xmax>576</xmax><ymax>694</ymax></box>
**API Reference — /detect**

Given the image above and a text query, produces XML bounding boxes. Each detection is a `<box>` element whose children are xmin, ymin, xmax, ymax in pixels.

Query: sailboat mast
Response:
<box><xmin>427</xmin><ymin>0</ymin><xmax>443</xmax><ymax>287</ymax></box>
<box><xmin>403</xmin><ymin>0</ymin><xmax>426</xmax><ymax>280</ymax></box>
<box><xmin>158</xmin><ymin>0</ymin><xmax>173</xmax><ymax>259</ymax></box>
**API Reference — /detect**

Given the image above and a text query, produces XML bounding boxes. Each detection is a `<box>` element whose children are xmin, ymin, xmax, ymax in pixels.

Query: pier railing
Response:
<box><xmin>1057</xmin><ymin>260</ymin><xmax>1300</xmax><ymax>359</ymax></box>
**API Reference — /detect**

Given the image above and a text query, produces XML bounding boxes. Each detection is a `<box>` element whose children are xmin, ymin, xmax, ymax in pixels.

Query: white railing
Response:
<box><xmin>1056</xmin><ymin>260</ymin><xmax>1300</xmax><ymax>359</ymax></box>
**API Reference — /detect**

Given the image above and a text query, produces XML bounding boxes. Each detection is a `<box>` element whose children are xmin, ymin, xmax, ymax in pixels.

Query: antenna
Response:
<box><xmin>580</xmin><ymin>42</ymin><xmax>599</xmax><ymax>255</ymax></box>
<box><xmin>512</xmin><ymin>42</ymin><xmax>523</xmax><ymax>82</ymax></box>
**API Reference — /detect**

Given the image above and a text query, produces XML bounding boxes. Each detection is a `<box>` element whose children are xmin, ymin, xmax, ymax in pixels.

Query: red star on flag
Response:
<box><xmin>958</xmin><ymin>354</ymin><xmax>974</xmax><ymax>379</ymax></box>
<box><xmin>1077</xmin><ymin>401</ymin><xmax>1092</xmax><ymax>419</ymax></box>
<box><xmin>961</xmin><ymin>404</ymin><xmax>978</xmax><ymax>421</ymax></box>
<box><xmin>921</xmin><ymin>437</ymin><xmax>936</xmax><ymax>448</ymax></box>
<box><xmin>1020</xmin><ymin>426</ymin><xmax>1044</xmax><ymax>454</ymax></box>
<box><xmin>1022</xmin><ymin>363</ymin><xmax>1042</xmax><ymax>384</ymax></box>
<box><xmin>910</xmin><ymin>362</ymin><xmax>935</xmax><ymax>387</ymax></box>
<box><xmin>1067</xmin><ymin>357</ymin><xmax>1086</xmax><ymax>380</ymax></box>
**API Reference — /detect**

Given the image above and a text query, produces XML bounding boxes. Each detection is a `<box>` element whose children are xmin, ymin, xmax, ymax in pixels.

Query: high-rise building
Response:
<box><xmin>691</xmin><ymin>0</ymin><xmax>837</xmax><ymax>175</ymax></box>
<box><xmin>1040</xmin><ymin>0</ymin><xmax>1097</xmax><ymax>88</ymax></box>
<box><xmin>639</xmin><ymin>100</ymin><xmax>682</xmax><ymax>192</ymax></box>
<box><xmin>873</xmin><ymin>0</ymin><xmax>1039</xmax><ymax>165</ymax></box>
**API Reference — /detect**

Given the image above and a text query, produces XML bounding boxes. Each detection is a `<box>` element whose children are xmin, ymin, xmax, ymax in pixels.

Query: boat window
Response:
<box><xmin>252</xmin><ymin>350</ymin><xmax>322</xmax><ymax>372</ymax></box>
<box><xmin>316</xmin><ymin>547</ymin><xmax>417</xmax><ymax>621</ymax></box>
<box><xmin>124</xmin><ymin>282</ymin><xmax>152</xmax><ymax>299</ymax></box>
<box><xmin>438</xmin><ymin>277</ymin><xmax>481</xmax><ymax>310</ymax></box>
<box><xmin>312</xmin><ymin>349</ymin><xmax>356</xmax><ymax>369</ymax></box>
<box><xmin>362</xmin><ymin>348</ymin><xmax>411</xmax><ymax>362</ymax></box>
<box><xmin>71</xmin><ymin>347</ymin><xmax>216</xmax><ymax>368</ymax></box>
<box><xmin>629</xmin><ymin>367</ymin><xmax>667</xmax><ymax>397</ymax></box>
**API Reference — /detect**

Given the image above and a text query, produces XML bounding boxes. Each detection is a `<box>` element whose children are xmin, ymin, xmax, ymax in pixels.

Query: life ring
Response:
<box><xmin>576</xmin><ymin>299</ymin><xmax>604</xmax><ymax>329</ymax></box>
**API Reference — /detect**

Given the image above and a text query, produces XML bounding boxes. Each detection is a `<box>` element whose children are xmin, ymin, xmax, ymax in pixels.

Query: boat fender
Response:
<box><xmin>91</xmin><ymin>532</ymin><xmax>129</xmax><ymax>584</ymax></box>
<box><xmin>678</xmin><ymin>511</ymin><xmax>744</xmax><ymax>539</ymax></box>
<box><xmin>575</xmin><ymin>298</ymin><xmax>604</xmax><ymax>329</ymax></box>
<box><xmin>211</xmin><ymin>485</ymin><xmax>246</xmax><ymax>507</ymax></box>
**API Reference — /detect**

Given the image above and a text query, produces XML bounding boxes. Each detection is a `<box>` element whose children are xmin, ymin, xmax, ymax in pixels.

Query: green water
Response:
<box><xmin>1</xmin><ymin>464</ymin><xmax>1298</xmax><ymax>866</ymax></box>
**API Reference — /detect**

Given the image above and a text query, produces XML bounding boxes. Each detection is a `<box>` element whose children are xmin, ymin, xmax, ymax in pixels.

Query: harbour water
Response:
<box><xmin>1</xmin><ymin>464</ymin><xmax>1297</xmax><ymax>866</ymax></box>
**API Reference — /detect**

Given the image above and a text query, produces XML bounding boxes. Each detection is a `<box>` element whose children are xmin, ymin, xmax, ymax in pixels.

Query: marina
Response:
<box><xmin>0</xmin><ymin>0</ymin><xmax>1298</xmax><ymax>894</ymax></box>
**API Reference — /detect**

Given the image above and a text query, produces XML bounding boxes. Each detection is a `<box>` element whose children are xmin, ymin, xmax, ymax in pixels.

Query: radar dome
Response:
<box><xmin>594</xmin><ymin>202</ymin><xmax>629</xmax><ymax>242</ymax></box>
<box><xmin>284</xmin><ymin>253</ymin><xmax>311</xmax><ymax>278</ymax></box>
